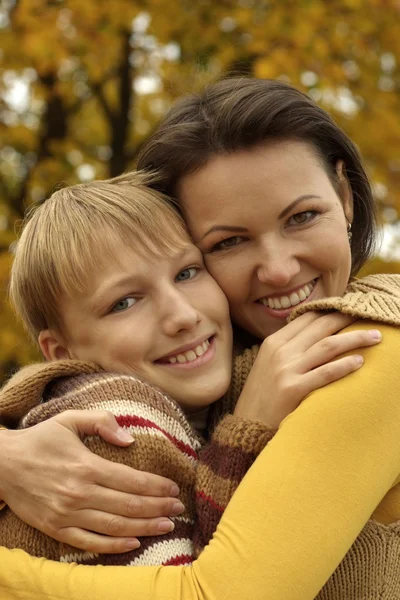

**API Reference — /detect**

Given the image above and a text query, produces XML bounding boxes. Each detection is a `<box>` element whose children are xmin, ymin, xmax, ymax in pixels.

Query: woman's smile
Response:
<box><xmin>257</xmin><ymin>278</ymin><xmax>318</xmax><ymax>317</ymax></box>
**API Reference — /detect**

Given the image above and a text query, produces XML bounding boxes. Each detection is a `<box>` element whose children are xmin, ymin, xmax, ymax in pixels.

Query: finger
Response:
<box><xmin>300</xmin><ymin>329</ymin><xmax>381</xmax><ymax>371</ymax></box>
<box><xmin>74</xmin><ymin>489</ymin><xmax>185</xmax><ymax>519</ymax></box>
<box><xmin>90</xmin><ymin>456</ymin><xmax>180</xmax><ymax>497</ymax></box>
<box><xmin>66</xmin><ymin>510</ymin><xmax>177</xmax><ymax>538</ymax></box>
<box><xmin>300</xmin><ymin>354</ymin><xmax>364</xmax><ymax>397</ymax></box>
<box><xmin>288</xmin><ymin>312</ymin><xmax>356</xmax><ymax>351</ymax></box>
<box><xmin>55</xmin><ymin>410</ymin><xmax>134</xmax><ymax>446</ymax></box>
<box><xmin>55</xmin><ymin>527</ymin><xmax>142</xmax><ymax>554</ymax></box>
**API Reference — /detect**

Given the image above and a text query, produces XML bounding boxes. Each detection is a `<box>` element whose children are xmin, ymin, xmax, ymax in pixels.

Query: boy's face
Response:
<box><xmin>44</xmin><ymin>239</ymin><xmax>233</xmax><ymax>413</ymax></box>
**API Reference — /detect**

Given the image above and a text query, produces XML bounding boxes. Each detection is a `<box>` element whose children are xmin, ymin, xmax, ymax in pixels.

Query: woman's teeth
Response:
<box><xmin>167</xmin><ymin>340</ymin><xmax>210</xmax><ymax>364</ymax></box>
<box><xmin>259</xmin><ymin>281</ymin><xmax>316</xmax><ymax>310</ymax></box>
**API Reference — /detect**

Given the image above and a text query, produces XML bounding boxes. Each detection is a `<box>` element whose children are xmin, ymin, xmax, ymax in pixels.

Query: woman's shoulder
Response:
<box><xmin>291</xmin><ymin>273</ymin><xmax>400</xmax><ymax>327</ymax></box>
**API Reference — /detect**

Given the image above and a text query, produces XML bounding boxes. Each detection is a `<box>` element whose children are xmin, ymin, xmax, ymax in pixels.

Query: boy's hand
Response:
<box><xmin>0</xmin><ymin>411</ymin><xmax>182</xmax><ymax>553</ymax></box>
<box><xmin>234</xmin><ymin>312</ymin><xmax>382</xmax><ymax>428</ymax></box>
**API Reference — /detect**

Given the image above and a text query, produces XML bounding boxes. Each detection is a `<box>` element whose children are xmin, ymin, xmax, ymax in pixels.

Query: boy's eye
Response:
<box><xmin>175</xmin><ymin>267</ymin><xmax>198</xmax><ymax>282</ymax></box>
<box><xmin>287</xmin><ymin>211</ymin><xmax>317</xmax><ymax>226</ymax></box>
<box><xmin>211</xmin><ymin>236</ymin><xmax>244</xmax><ymax>251</ymax></box>
<box><xmin>111</xmin><ymin>297</ymin><xmax>136</xmax><ymax>313</ymax></box>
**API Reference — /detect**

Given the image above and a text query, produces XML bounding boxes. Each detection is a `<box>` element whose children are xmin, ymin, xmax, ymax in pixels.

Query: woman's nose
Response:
<box><xmin>255</xmin><ymin>242</ymin><xmax>301</xmax><ymax>288</ymax></box>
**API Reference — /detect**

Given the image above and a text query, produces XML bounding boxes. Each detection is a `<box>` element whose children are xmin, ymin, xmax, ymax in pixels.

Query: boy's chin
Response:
<box><xmin>177</xmin><ymin>380</ymin><xmax>231</xmax><ymax>413</ymax></box>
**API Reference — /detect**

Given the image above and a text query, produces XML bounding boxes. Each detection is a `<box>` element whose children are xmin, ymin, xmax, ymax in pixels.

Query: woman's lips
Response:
<box><xmin>257</xmin><ymin>278</ymin><xmax>318</xmax><ymax>318</ymax></box>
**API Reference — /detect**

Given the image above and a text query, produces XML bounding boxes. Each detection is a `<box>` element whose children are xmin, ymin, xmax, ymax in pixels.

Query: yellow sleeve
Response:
<box><xmin>0</xmin><ymin>426</ymin><xmax>7</xmax><ymax>510</ymax></box>
<box><xmin>2</xmin><ymin>321</ymin><xmax>400</xmax><ymax>600</ymax></box>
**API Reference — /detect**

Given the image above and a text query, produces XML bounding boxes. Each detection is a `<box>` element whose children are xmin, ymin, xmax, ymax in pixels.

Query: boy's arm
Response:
<box><xmin>194</xmin><ymin>414</ymin><xmax>275</xmax><ymax>552</ymax></box>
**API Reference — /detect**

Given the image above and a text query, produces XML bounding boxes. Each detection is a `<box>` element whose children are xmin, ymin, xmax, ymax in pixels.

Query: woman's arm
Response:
<box><xmin>1</xmin><ymin>321</ymin><xmax>400</xmax><ymax>600</ymax></box>
<box><xmin>0</xmin><ymin>412</ymin><xmax>181</xmax><ymax>553</ymax></box>
<box><xmin>194</xmin><ymin>313</ymin><xmax>382</xmax><ymax>550</ymax></box>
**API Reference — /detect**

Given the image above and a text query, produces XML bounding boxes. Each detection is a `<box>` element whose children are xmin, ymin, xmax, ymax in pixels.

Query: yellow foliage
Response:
<box><xmin>1</xmin><ymin>0</ymin><xmax>400</xmax><ymax>381</ymax></box>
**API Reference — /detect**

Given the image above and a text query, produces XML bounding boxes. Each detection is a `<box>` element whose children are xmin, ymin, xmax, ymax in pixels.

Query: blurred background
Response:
<box><xmin>1</xmin><ymin>0</ymin><xmax>400</xmax><ymax>382</ymax></box>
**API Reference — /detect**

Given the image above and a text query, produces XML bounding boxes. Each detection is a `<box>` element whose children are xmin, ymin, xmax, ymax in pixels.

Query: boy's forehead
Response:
<box><xmin>77</xmin><ymin>237</ymin><xmax>199</xmax><ymax>297</ymax></box>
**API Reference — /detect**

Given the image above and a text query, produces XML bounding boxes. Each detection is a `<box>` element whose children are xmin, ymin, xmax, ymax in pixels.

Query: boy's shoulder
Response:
<box><xmin>0</xmin><ymin>360</ymin><xmax>101</xmax><ymax>427</ymax></box>
<box><xmin>0</xmin><ymin>361</ymin><xmax>193</xmax><ymax>438</ymax></box>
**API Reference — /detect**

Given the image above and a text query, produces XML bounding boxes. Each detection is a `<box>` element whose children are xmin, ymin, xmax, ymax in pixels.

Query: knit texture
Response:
<box><xmin>2</xmin><ymin>273</ymin><xmax>400</xmax><ymax>596</ymax></box>
<box><xmin>0</xmin><ymin>364</ymin><xmax>201</xmax><ymax>566</ymax></box>
<box><xmin>0</xmin><ymin>346</ymin><xmax>270</xmax><ymax>566</ymax></box>
<box><xmin>290</xmin><ymin>273</ymin><xmax>400</xmax><ymax>326</ymax></box>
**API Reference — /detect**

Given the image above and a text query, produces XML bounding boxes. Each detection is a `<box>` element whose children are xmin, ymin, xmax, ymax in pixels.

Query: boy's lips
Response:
<box><xmin>155</xmin><ymin>335</ymin><xmax>214</xmax><ymax>365</ymax></box>
<box><xmin>155</xmin><ymin>335</ymin><xmax>216</xmax><ymax>370</ymax></box>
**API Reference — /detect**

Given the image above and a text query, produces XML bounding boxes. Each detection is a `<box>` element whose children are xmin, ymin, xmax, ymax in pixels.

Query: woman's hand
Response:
<box><xmin>233</xmin><ymin>312</ymin><xmax>382</xmax><ymax>428</ymax></box>
<box><xmin>0</xmin><ymin>410</ymin><xmax>183</xmax><ymax>553</ymax></box>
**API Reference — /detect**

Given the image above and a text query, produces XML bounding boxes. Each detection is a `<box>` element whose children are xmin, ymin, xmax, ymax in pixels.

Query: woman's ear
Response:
<box><xmin>336</xmin><ymin>160</ymin><xmax>354</xmax><ymax>224</ymax></box>
<box><xmin>38</xmin><ymin>329</ymin><xmax>72</xmax><ymax>361</ymax></box>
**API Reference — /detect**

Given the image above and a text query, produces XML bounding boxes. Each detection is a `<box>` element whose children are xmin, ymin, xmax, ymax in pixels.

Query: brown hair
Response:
<box><xmin>138</xmin><ymin>77</ymin><xmax>377</xmax><ymax>275</ymax></box>
<box><xmin>10</xmin><ymin>171</ymin><xmax>189</xmax><ymax>341</ymax></box>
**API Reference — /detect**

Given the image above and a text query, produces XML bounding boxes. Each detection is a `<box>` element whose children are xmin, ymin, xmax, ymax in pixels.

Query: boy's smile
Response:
<box><xmin>42</xmin><ymin>240</ymin><xmax>233</xmax><ymax>413</ymax></box>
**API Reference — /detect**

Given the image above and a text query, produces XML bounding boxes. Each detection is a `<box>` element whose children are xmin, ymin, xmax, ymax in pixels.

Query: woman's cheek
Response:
<box><xmin>204</xmin><ymin>255</ymin><xmax>248</xmax><ymax>304</ymax></box>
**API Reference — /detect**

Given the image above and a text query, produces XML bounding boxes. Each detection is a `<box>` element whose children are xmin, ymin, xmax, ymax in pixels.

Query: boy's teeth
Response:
<box><xmin>167</xmin><ymin>339</ymin><xmax>210</xmax><ymax>364</ymax></box>
<box><xmin>260</xmin><ymin>281</ymin><xmax>315</xmax><ymax>309</ymax></box>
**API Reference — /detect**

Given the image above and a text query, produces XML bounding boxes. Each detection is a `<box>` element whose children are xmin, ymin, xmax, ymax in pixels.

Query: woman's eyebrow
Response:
<box><xmin>278</xmin><ymin>195</ymin><xmax>322</xmax><ymax>219</ymax></box>
<box><xmin>200</xmin><ymin>225</ymin><xmax>248</xmax><ymax>240</ymax></box>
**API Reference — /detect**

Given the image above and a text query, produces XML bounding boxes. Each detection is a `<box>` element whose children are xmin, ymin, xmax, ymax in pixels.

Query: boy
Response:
<box><xmin>0</xmin><ymin>171</ymin><xmax>267</xmax><ymax>565</ymax></box>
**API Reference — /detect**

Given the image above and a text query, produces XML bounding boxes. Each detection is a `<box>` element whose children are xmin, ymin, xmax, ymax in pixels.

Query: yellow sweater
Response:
<box><xmin>2</xmin><ymin>275</ymin><xmax>400</xmax><ymax>599</ymax></box>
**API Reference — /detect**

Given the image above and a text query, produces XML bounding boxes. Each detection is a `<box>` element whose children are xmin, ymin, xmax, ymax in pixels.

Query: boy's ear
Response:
<box><xmin>336</xmin><ymin>160</ymin><xmax>354</xmax><ymax>224</ymax></box>
<box><xmin>38</xmin><ymin>329</ymin><xmax>72</xmax><ymax>361</ymax></box>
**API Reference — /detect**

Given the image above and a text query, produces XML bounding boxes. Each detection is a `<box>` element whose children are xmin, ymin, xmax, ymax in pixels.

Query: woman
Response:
<box><xmin>1</xmin><ymin>78</ymin><xmax>400</xmax><ymax>599</ymax></box>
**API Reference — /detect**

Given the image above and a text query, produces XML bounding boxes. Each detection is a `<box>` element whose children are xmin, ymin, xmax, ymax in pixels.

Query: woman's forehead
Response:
<box><xmin>178</xmin><ymin>141</ymin><xmax>332</xmax><ymax>227</ymax></box>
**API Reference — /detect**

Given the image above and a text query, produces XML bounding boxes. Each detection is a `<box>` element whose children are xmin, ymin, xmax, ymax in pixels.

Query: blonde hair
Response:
<box><xmin>10</xmin><ymin>171</ymin><xmax>191</xmax><ymax>341</ymax></box>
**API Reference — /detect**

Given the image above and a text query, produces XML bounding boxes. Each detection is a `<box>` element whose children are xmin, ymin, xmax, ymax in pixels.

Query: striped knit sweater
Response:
<box><xmin>0</xmin><ymin>347</ymin><xmax>273</xmax><ymax>565</ymax></box>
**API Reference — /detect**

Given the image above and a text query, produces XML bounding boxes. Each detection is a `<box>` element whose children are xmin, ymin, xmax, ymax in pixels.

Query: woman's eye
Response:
<box><xmin>111</xmin><ymin>297</ymin><xmax>136</xmax><ymax>313</ymax></box>
<box><xmin>287</xmin><ymin>211</ymin><xmax>317</xmax><ymax>226</ymax></box>
<box><xmin>211</xmin><ymin>236</ymin><xmax>244</xmax><ymax>251</ymax></box>
<box><xmin>176</xmin><ymin>267</ymin><xmax>198</xmax><ymax>282</ymax></box>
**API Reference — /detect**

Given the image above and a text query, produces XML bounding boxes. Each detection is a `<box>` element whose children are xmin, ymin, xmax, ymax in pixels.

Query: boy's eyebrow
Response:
<box><xmin>86</xmin><ymin>244</ymin><xmax>198</xmax><ymax>311</ymax></box>
<box><xmin>87</xmin><ymin>275</ymin><xmax>142</xmax><ymax>311</ymax></box>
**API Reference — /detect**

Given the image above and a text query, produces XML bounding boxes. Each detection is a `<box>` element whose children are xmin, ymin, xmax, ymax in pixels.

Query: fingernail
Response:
<box><xmin>354</xmin><ymin>355</ymin><xmax>364</xmax><ymax>366</ymax></box>
<box><xmin>158</xmin><ymin>519</ymin><xmax>175</xmax><ymax>533</ymax></box>
<box><xmin>170</xmin><ymin>501</ymin><xmax>185</xmax><ymax>516</ymax></box>
<box><xmin>368</xmin><ymin>329</ymin><xmax>382</xmax><ymax>341</ymax></box>
<box><xmin>170</xmin><ymin>483</ymin><xmax>180</xmax><ymax>496</ymax></box>
<box><xmin>126</xmin><ymin>539</ymin><xmax>141</xmax><ymax>550</ymax></box>
<box><xmin>117</xmin><ymin>428</ymin><xmax>134</xmax><ymax>443</ymax></box>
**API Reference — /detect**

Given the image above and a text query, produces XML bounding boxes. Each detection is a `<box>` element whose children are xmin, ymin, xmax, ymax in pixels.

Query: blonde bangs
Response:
<box><xmin>10</xmin><ymin>171</ymin><xmax>192</xmax><ymax>339</ymax></box>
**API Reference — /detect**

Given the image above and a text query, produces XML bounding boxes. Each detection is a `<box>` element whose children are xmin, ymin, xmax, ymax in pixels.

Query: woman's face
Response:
<box><xmin>178</xmin><ymin>139</ymin><xmax>354</xmax><ymax>340</ymax></box>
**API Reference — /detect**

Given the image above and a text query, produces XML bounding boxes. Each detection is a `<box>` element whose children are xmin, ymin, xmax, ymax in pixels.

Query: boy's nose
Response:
<box><xmin>161</xmin><ymin>291</ymin><xmax>200</xmax><ymax>337</ymax></box>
